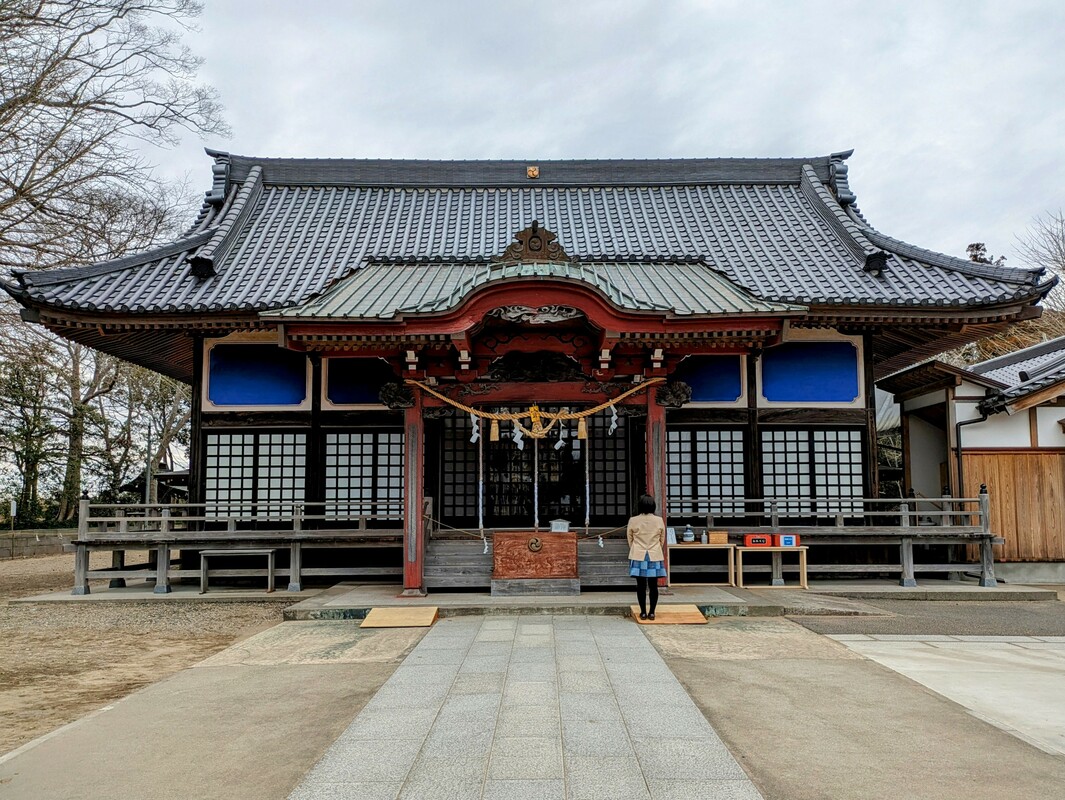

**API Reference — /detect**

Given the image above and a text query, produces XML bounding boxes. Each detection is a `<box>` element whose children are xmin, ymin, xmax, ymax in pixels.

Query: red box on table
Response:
<box><xmin>743</xmin><ymin>534</ymin><xmax>772</xmax><ymax>547</ymax></box>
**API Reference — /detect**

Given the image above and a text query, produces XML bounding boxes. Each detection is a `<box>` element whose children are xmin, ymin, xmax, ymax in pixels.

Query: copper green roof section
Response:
<box><xmin>270</xmin><ymin>260</ymin><xmax>806</xmax><ymax>320</ymax></box>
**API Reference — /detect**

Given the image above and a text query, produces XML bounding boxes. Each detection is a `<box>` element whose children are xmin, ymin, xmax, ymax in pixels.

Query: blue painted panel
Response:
<box><xmin>672</xmin><ymin>356</ymin><xmax>743</xmax><ymax>402</ymax></box>
<box><xmin>326</xmin><ymin>358</ymin><xmax>396</xmax><ymax>405</ymax></box>
<box><xmin>208</xmin><ymin>345</ymin><xmax>307</xmax><ymax>406</ymax></box>
<box><xmin>761</xmin><ymin>342</ymin><xmax>859</xmax><ymax>402</ymax></box>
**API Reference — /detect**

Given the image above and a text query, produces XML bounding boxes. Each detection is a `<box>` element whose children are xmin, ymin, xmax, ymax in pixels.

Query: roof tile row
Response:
<box><xmin>5</xmin><ymin>152</ymin><xmax>1052</xmax><ymax>317</ymax></box>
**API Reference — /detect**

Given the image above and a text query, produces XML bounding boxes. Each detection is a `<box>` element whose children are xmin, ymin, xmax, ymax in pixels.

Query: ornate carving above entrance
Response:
<box><xmin>487</xmin><ymin>305</ymin><xmax>584</xmax><ymax>325</ymax></box>
<box><xmin>494</xmin><ymin>221</ymin><xmax>569</xmax><ymax>263</ymax></box>
<box><xmin>485</xmin><ymin>351</ymin><xmax>588</xmax><ymax>383</ymax></box>
<box><xmin>656</xmin><ymin>381</ymin><xmax>693</xmax><ymax>408</ymax></box>
<box><xmin>379</xmin><ymin>382</ymin><xmax>415</xmax><ymax>409</ymax></box>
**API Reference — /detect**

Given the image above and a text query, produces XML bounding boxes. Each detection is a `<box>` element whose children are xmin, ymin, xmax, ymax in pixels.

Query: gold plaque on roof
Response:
<box><xmin>527</xmin><ymin>165</ymin><xmax>539</xmax><ymax>179</ymax></box>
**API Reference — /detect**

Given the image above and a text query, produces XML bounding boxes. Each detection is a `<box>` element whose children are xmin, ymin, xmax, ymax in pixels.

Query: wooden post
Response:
<box><xmin>645</xmin><ymin>391</ymin><xmax>668</xmax><ymax>588</ymax></box>
<box><xmin>978</xmin><ymin>484</ymin><xmax>997</xmax><ymax>587</ymax></box>
<box><xmin>401</xmin><ymin>395</ymin><xmax>426</xmax><ymax>596</ymax></box>
<box><xmin>72</xmin><ymin>545</ymin><xmax>90</xmax><ymax>595</ymax></box>
<box><xmin>77</xmin><ymin>492</ymin><xmax>90</xmax><ymax>541</ymax></box>
<box><xmin>770</xmin><ymin>551</ymin><xmax>784</xmax><ymax>586</ymax></box>
<box><xmin>899</xmin><ymin>501</ymin><xmax>917</xmax><ymax>587</ymax></box>
<box><xmin>644</xmin><ymin>393</ymin><xmax>667</xmax><ymax>511</ymax></box>
<box><xmin>288</xmin><ymin>542</ymin><xmax>302</xmax><ymax>592</ymax></box>
<box><xmin>153</xmin><ymin>543</ymin><xmax>171</xmax><ymax>594</ymax></box>
<box><xmin>900</xmin><ymin>537</ymin><xmax>917</xmax><ymax>587</ymax></box>
<box><xmin>943</xmin><ymin>489</ymin><xmax>961</xmax><ymax>581</ymax></box>
<box><xmin>73</xmin><ymin>492</ymin><xmax>92</xmax><ymax>594</ymax></box>
<box><xmin>109</xmin><ymin>550</ymin><xmax>126</xmax><ymax>589</ymax></box>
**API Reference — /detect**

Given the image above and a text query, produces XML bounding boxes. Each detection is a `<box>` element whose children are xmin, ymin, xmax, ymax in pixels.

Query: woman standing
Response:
<box><xmin>627</xmin><ymin>493</ymin><xmax>667</xmax><ymax>620</ymax></box>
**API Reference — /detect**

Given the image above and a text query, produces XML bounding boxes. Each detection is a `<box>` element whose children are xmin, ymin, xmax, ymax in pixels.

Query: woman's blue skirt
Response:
<box><xmin>629</xmin><ymin>551</ymin><xmax>667</xmax><ymax>578</ymax></box>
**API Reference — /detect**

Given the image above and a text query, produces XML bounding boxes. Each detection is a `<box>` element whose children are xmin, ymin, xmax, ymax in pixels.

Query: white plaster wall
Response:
<box><xmin>909</xmin><ymin>415</ymin><xmax>948</xmax><ymax>497</ymax></box>
<box><xmin>1036</xmin><ymin>406</ymin><xmax>1065</xmax><ymax>447</ymax></box>
<box><xmin>956</xmin><ymin>400</ymin><xmax>1031</xmax><ymax>448</ymax></box>
<box><xmin>902</xmin><ymin>390</ymin><xmax>947</xmax><ymax>412</ymax></box>
<box><xmin>957</xmin><ymin>379</ymin><xmax>993</xmax><ymax>398</ymax></box>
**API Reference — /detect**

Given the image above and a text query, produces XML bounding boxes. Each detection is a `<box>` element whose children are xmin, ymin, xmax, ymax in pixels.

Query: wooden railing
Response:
<box><xmin>70</xmin><ymin>498</ymin><xmax>409</xmax><ymax>596</ymax></box>
<box><xmin>666</xmin><ymin>490</ymin><xmax>990</xmax><ymax>534</ymax></box>
<box><xmin>666</xmin><ymin>486</ymin><xmax>998</xmax><ymax>588</ymax></box>
<box><xmin>77</xmin><ymin>499</ymin><xmax>405</xmax><ymax>540</ymax></box>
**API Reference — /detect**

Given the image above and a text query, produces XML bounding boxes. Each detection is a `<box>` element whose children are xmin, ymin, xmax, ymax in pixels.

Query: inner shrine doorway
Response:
<box><xmin>435</xmin><ymin>406</ymin><xmax>637</xmax><ymax>531</ymax></box>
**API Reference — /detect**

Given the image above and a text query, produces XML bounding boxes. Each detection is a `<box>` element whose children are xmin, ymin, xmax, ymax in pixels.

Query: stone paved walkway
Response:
<box><xmin>289</xmin><ymin>614</ymin><xmax>763</xmax><ymax>800</ymax></box>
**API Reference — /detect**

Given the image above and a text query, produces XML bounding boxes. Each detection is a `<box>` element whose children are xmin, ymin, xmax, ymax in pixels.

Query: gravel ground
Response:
<box><xmin>0</xmin><ymin>552</ymin><xmax>283</xmax><ymax>755</ymax></box>
<box><xmin>793</xmin><ymin>596</ymin><xmax>1065</xmax><ymax>636</ymax></box>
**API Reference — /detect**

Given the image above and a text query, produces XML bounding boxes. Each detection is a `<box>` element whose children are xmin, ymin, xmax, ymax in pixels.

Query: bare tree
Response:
<box><xmin>0</xmin><ymin>0</ymin><xmax>229</xmax><ymax>270</ymax></box>
<box><xmin>1016</xmin><ymin>210</ymin><xmax>1065</xmax><ymax>311</ymax></box>
<box><xmin>0</xmin><ymin>330</ymin><xmax>64</xmax><ymax>524</ymax></box>
<box><xmin>0</xmin><ymin>1</ymin><xmax>226</xmax><ymax>523</ymax></box>
<box><xmin>944</xmin><ymin>220</ymin><xmax>1065</xmax><ymax>366</ymax></box>
<box><xmin>88</xmin><ymin>364</ymin><xmax>190</xmax><ymax>503</ymax></box>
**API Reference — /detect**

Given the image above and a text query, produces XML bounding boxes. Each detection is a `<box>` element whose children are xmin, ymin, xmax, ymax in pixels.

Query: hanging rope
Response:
<box><xmin>425</xmin><ymin>513</ymin><xmax>490</xmax><ymax>552</ymax></box>
<box><xmin>423</xmin><ymin>512</ymin><xmax>625</xmax><ymax>543</ymax></box>
<box><xmin>405</xmin><ymin>377</ymin><xmax>664</xmax><ymax>431</ymax></box>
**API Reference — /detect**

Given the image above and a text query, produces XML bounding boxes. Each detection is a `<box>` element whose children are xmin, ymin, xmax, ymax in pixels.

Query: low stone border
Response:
<box><xmin>0</xmin><ymin>530</ymin><xmax>71</xmax><ymax>560</ymax></box>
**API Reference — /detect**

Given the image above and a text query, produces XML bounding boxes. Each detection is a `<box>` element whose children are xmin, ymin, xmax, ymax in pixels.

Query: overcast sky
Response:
<box><xmin>151</xmin><ymin>0</ymin><xmax>1065</xmax><ymax>264</ymax></box>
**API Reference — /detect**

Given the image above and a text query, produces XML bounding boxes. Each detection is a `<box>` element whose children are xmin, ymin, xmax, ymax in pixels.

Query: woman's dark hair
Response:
<box><xmin>637</xmin><ymin>494</ymin><xmax>657</xmax><ymax>515</ymax></box>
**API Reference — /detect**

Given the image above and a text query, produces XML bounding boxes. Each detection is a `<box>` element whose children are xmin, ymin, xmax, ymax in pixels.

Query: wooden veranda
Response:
<box><xmin>68</xmin><ymin>487</ymin><xmax>1003</xmax><ymax>594</ymax></box>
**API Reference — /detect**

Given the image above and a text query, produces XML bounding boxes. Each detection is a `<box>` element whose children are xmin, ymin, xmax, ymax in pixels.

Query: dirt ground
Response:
<box><xmin>0</xmin><ymin>553</ymin><xmax>284</xmax><ymax>755</ymax></box>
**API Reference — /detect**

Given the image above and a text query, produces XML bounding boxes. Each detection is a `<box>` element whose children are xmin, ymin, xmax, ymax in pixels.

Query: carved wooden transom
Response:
<box><xmin>494</xmin><ymin>221</ymin><xmax>569</xmax><ymax>263</ymax></box>
<box><xmin>487</xmin><ymin>305</ymin><xmax>584</xmax><ymax>325</ymax></box>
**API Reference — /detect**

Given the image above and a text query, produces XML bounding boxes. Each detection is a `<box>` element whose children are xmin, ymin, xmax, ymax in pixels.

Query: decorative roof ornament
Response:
<box><xmin>829</xmin><ymin>150</ymin><xmax>857</xmax><ymax>206</ymax></box>
<box><xmin>488</xmin><ymin>305</ymin><xmax>583</xmax><ymax>324</ymax></box>
<box><xmin>494</xmin><ymin>221</ymin><xmax>569</xmax><ymax>263</ymax></box>
<box><xmin>203</xmin><ymin>148</ymin><xmax>231</xmax><ymax>206</ymax></box>
<box><xmin>864</xmin><ymin>251</ymin><xmax>888</xmax><ymax>277</ymax></box>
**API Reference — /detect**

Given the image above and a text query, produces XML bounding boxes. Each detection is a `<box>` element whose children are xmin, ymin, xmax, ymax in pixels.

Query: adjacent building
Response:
<box><xmin>883</xmin><ymin>336</ymin><xmax>1065</xmax><ymax>576</ymax></box>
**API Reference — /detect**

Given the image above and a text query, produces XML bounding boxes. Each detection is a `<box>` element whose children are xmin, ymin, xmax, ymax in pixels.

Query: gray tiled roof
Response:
<box><xmin>975</xmin><ymin>336</ymin><xmax>1065</xmax><ymax>412</ymax></box>
<box><xmin>270</xmin><ymin>261</ymin><xmax>805</xmax><ymax>319</ymax></box>
<box><xmin>4</xmin><ymin>150</ymin><xmax>1053</xmax><ymax>317</ymax></box>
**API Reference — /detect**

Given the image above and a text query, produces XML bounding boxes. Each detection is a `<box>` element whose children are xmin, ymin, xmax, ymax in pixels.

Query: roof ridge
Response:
<box><xmin>971</xmin><ymin>334</ymin><xmax>1065</xmax><ymax>373</ymax></box>
<box><xmin>799</xmin><ymin>164</ymin><xmax>873</xmax><ymax>265</ymax></box>
<box><xmin>16</xmin><ymin>229</ymin><xmax>215</xmax><ymax>289</ymax></box>
<box><xmin>1020</xmin><ymin>349</ymin><xmax>1065</xmax><ymax>383</ymax></box>
<box><xmin>186</xmin><ymin>166</ymin><xmax>264</xmax><ymax>279</ymax></box>
<box><xmin>861</xmin><ymin>227</ymin><xmax>1043</xmax><ymax>285</ymax></box>
<box><xmin>209</xmin><ymin>149</ymin><xmax>842</xmax><ymax>190</ymax></box>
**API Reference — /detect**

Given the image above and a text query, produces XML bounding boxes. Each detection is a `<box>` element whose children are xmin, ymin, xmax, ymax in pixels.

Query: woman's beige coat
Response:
<box><xmin>626</xmin><ymin>513</ymin><xmax>666</xmax><ymax>562</ymax></box>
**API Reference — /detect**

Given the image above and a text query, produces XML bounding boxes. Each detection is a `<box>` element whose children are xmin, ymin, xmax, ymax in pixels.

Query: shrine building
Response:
<box><xmin>3</xmin><ymin>150</ymin><xmax>1054</xmax><ymax>594</ymax></box>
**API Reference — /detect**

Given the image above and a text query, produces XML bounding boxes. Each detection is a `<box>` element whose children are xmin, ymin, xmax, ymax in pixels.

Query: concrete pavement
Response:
<box><xmin>0</xmin><ymin>622</ymin><xmax>424</xmax><ymax>800</ymax></box>
<box><xmin>835</xmin><ymin>634</ymin><xmax>1065</xmax><ymax>756</ymax></box>
<box><xmin>647</xmin><ymin>617</ymin><xmax>1065</xmax><ymax>800</ymax></box>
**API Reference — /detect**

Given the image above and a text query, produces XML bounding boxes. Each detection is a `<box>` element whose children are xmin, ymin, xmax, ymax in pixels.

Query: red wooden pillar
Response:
<box><xmin>402</xmin><ymin>393</ymin><xmax>426</xmax><ymax>596</ymax></box>
<box><xmin>645</xmin><ymin>391</ymin><xmax>669</xmax><ymax>587</ymax></box>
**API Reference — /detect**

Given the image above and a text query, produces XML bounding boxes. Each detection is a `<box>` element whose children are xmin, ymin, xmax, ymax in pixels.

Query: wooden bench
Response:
<box><xmin>200</xmin><ymin>549</ymin><xmax>276</xmax><ymax>594</ymax></box>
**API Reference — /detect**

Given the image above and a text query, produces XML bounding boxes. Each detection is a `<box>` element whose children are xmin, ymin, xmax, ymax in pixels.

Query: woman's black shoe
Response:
<box><xmin>648</xmin><ymin>613</ymin><xmax>656</xmax><ymax>620</ymax></box>
<box><xmin>639</xmin><ymin>612</ymin><xmax>648</xmax><ymax>620</ymax></box>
